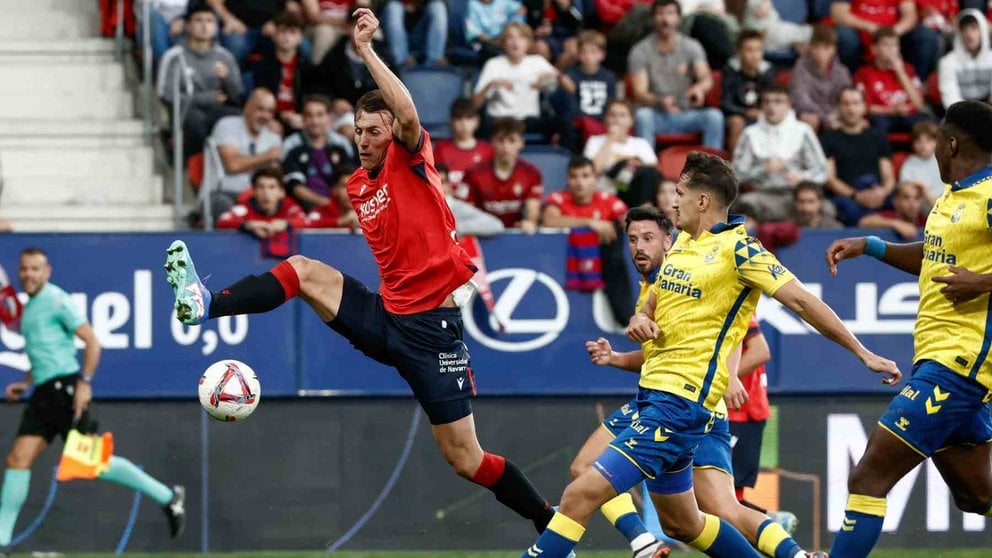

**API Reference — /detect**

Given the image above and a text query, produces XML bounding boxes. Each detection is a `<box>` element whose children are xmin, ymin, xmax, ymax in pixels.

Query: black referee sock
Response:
<box><xmin>490</xmin><ymin>459</ymin><xmax>555</xmax><ymax>533</ymax></box>
<box><xmin>208</xmin><ymin>272</ymin><xmax>287</xmax><ymax>318</ymax></box>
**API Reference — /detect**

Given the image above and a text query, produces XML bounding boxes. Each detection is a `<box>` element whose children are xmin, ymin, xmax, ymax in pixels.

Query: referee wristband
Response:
<box><xmin>864</xmin><ymin>235</ymin><xmax>887</xmax><ymax>260</ymax></box>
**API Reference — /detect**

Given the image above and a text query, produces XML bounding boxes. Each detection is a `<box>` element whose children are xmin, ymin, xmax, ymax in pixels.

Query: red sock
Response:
<box><xmin>271</xmin><ymin>260</ymin><xmax>300</xmax><ymax>300</ymax></box>
<box><xmin>470</xmin><ymin>452</ymin><xmax>506</xmax><ymax>488</ymax></box>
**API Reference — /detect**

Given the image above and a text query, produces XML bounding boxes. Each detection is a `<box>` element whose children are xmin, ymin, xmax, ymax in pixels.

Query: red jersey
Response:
<box><xmin>850</xmin><ymin>0</ymin><xmax>900</xmax><ymax>25</ymax></box>
<box><xmin>546</xmin><ymin>190</ymin><xmax>627</xmax><ymax>221</ymax></box>
<box><xmin>433</xmin><ymin>139</ymin><xmax>494</xmax><ymax>199</ymax></box>
<box><xmin>854</xmin><ymin>63</ymin><xmax>921</xmax><ymax>114</ymax></box>
<box><xmin>217</xmin><ymin>195</ymin><xmax>308</xmax><ymax>229</ymax></box>
<box><xmin>276</xmin><ymin>55</ymin><xmax>297</xmax><ymax>113</ymax></box>
<box><xmin>462</xmin><ymin>159</ymin><xmax>544</xmax><ymax>228</ymax></box>
<box><xmin>728</xmin><ymin>318</ymin><xmax>771</xmax><ymax>422</ymax></box>
<box><xmin>318</xmin><ymin>0</ymin><xmax>352</xmax><ymax>19</ymax></box>
<box><xmin>346</xmin><ymin>131</ymin><xmax>476</xmax><ymax>315</ymax></box>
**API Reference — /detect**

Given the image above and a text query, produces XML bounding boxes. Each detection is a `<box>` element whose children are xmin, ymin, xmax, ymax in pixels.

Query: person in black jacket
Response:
<box><xmin>721</xmin><ymin>30</ymin><xmax>777</xmax><ymax>151</ymax></box>
<box><xmin>309</xmin><ymin>12</ymin><xmax>394</xmax><ymax>107</ymax></box>
<box><xmin>249</xmin><ymin>10</ymin><xmax>316</xmax><ymax>133</ymax></box>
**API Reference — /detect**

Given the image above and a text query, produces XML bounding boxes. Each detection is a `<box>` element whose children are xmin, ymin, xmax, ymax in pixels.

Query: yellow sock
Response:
<box><xmin>600</xmin><ymin>492</ymin><xmax>638</xmax><ymax>524</ymax></box>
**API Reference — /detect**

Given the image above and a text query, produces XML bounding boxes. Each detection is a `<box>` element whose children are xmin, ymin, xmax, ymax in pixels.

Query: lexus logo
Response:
<box><xmin>462</xmin><ymin>268</ymin><xmax>569</xmax><ymax>352</ymax></box>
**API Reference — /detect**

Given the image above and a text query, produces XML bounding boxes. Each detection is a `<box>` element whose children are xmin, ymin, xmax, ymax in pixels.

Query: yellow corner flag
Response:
<box><xmin>57</xmin><ymin>430</ymin><xmax>114</xmax><ymax>482</ymax></box>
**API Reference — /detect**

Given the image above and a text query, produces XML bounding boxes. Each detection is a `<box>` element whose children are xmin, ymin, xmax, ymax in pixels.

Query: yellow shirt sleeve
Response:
<box><xmin>733</xmin><ymin>237</ymin><xmax>796</xmax><ymax>296</ymax></box>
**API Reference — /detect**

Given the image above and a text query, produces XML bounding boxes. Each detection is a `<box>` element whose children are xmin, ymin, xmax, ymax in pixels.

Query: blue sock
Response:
<box><xmin>829</xmin><ymin>494</ymin><xmax>886</xmax><ymax>558</ymax></box>
<box><xmin>601</xmin><ymin>493</ymin><xmax>650</xmax><ymax>545</ymax></box>
<box><xmin>689</xmin><ymin>513</ymin><xmax>762</xmax><ymax>558</ymax></box>
<box><xmin>0</xmin><ymin>469</ymin><xmax>30</xmax><ymax>546</ymax></box>
<box><xmin>99</xmin><ymin>456</ymin><xmax>173</xmax><ymax>506</ymax></box>
<box><xmin>756</xmin><ymin>518</ymin><xmax>802</xmax><ymax>558</ymax></box>
<box><xmin>522</xmin><ymin>512</ymin><xmax>584</xmax><ymax>558</ymax></box>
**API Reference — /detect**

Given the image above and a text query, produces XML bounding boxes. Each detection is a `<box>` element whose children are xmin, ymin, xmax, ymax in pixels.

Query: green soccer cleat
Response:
<box><xmin>165</xmin><ymin>241</ymin><xmax>211</xmax><ymax>325</ymax></box>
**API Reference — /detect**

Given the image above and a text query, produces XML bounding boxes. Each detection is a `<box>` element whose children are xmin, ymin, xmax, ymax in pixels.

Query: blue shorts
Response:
<box><xmin>878</xmin><ymin>360</ymin><xmax>992</xmax><ymax>457</ymax></box>
<box><xmin>327</xmin><ymin>273</ymin><xmax>475</xmax><ymax>425</ymax></box>
<box><xmin>603</xmin><ymin>400</ymin><xmax>732</xmax><ymax>476</ymax></box>
<box><xmin>594</xmin><ymin>388</ymin><xmax>714</xmax><ymax>496</ymax></box>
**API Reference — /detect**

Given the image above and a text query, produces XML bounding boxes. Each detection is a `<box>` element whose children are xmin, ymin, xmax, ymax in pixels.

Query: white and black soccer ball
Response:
<box><xmin>198</xmin><ymin>360</ymin><xmax>261</xmax><ymax>421</ymax></box>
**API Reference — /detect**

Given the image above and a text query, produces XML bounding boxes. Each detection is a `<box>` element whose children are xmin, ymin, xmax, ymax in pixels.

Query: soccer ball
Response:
<box><xmin>198</xmin><ymin>360</ymin><xmax>261</xmax><ymax>421</ymax></box>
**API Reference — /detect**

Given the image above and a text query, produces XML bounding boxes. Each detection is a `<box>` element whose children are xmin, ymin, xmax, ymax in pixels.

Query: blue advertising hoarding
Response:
<box><xmin>0</xmin><ymin>229</ymin><xmax>918</xmax><ymax>398</ymax></box>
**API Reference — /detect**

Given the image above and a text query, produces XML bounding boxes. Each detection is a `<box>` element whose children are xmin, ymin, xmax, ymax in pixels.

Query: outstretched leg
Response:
<box><xmin>433</xmin><ymin>414</ymin><xmax>555</xmax><ymax>533</ymax></box>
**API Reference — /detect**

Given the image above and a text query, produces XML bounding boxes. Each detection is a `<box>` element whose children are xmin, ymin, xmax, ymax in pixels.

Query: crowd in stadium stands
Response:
<box><xmin>142</xmin><ymin>0</ymin><xmax>992</xmax><ymax>247</ymax></box>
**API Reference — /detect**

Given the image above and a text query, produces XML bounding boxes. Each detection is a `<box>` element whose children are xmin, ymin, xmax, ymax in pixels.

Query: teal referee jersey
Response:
<box><xmin>20</xmin><ymin>283</ymin><xmax>86</xmax><ymax>385</ymax></box>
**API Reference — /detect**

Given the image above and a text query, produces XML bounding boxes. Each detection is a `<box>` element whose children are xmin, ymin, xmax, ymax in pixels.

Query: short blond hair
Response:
<box><xmin>501</xmin><ymin>22</ymin><xmax>533</xmax><ymax>45</ymax></box>
<box><xmin>577</xmin><ymin>29</ymin><xmax>606</xmax><ymax>51</ymax></box>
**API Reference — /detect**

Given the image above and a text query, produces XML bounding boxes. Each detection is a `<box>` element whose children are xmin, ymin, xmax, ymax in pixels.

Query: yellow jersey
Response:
<box><xmin>915</xmin><ymin>167</ymin><xmax>992</xmax><ymax>389</ymax></box>
<box><xmin>641</xmin><ymin>218</ymin><xmax>795</xmax><ymax>411</ymax></box>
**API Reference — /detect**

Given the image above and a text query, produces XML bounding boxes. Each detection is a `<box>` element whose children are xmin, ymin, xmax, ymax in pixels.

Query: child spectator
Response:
<box><xmin>583</xmin><ymin>99</ymin><xmax>660</xmax><ymax>208</ymax></box>
<box><xmin>898</xmin><ymin>120</ymin><xmax>944</xmax><ymax>203</ymax></box>
<box><xmin>527</xmin><ymin>0</ymin><xmax>583</xmax><ymax>68</ymax></box>
<box><xmin>722</xmin><ymin>30</ymin><xmax>776</xmax><ymax>151</ymax></box>
<box><xmin>655</xmin><ymin>178</ymin><xmax>677</xmax><ymax>225</ymax></box>
<box><xmin>434</xmin><ymin>98</ymin><xmax>494</xmax><ymax>199</ymax></box>
<box><xmin>465</xmin><ymin>0</ymin><xmax>526</xmax><ymax>60</ymax></box>
<box><xmin>858</xmin><ymin>181</ymin><xmax>928</xmax><ymax>239</ymax></box>
<box><xmin>561</xmin><ymin>30</ymin><xmax>617</xmax><ymax>141</ymax></box>
<box><xmin>937</xmin><ymin>10</ymin><xmax>992</xmax><ymax>109</ymax></box>
<box><xmin>853</xmin><ymin>26</ymin><xmax>929</xmax><ymax>134</ymax></box>
<box><xmin>742</xmin><ymin>0</ymin><xmax>812</xmax><ymax>52</ymax></box>
<box><xmin>543</xmin><ymin>155</ymin><xmax>628</xmax><ymax>242</ymax></box>
<box><xmin>249</xmin><ymin>11</ymin><xmax>314</xmax><ymax>133</ymax></box>
<box><xmin>472</xmin><ymin>22</ymin><xmax>575</xmax><ymax>148</ymax></box>
<box><xmin>790</xmin><ymin>25</ymin><xmax>852</xmax><ymax>131</ymax></box>
<box><xmin>438</xmin><ymin>164</ymin><xmax>506</xmax><ymax>236</ymax></box>
<box><xmin>462</xmin><ymin>118</ymin><xmax>543</xmax><ymax>232</ymax></box>
<box><xmin>791</xmin><ymin>181</ymin><xmax>843</xmax><ymax>229</ymax></box>
<box><xmin>733</xmin><ymin>85</ymin><xmax>828</xmax><ymax>222</ymax></box>
<box><xmin>216</xmin><ymin>168</ymin><xmax>309</xmax><ymax>257</ymax></box>
<box><xmin>830</xmin><ymin>0</ymin><xmax>940</xmax><ymax>79</ymax></box>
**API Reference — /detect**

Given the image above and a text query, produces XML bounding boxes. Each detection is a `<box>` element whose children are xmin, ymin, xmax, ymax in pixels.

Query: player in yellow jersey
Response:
<box><xmin>826</xmin><ymin>100</ymin><xmax>992</xmax><ymax>557</ymax></box>
<box><xmin>520</xmin><ymin>152</ymin><xmax>900</xmax><ymax>558</ymax></box>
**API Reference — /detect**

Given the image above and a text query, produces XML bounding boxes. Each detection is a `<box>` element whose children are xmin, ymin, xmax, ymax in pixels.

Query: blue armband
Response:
<box><xmin>864</xmin><ymin>235</ymin><xmax>887</xmax><ymax>259</ymax></box>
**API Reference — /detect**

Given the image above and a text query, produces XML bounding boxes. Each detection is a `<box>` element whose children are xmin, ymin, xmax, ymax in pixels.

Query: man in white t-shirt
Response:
<box><xmin>472</xmin><ymin>21</ymin><xmax>576</xmax><ymax>148</ymax></box>
<box><xmin>584</xmin><ymin>99</ymin><xmax>663</xmax><ymax>207</ymax></box>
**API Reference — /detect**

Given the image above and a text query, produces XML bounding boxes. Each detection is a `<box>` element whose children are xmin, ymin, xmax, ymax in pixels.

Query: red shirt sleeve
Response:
<box><xmin>283</xmin><ymin>200</ymin><xmax>308</xmax><ymax>229</ymax></box>
<box><xmin>216</xmin><ymin>205</ymin><xmax>249</xmax><ymax>229</ymax></box>
<box><xmin>609</xmin><ymin>195</ymin><xmax>628</xmax><ymax>221</ymax></box>
<box><xmin>462</xmin><ymin>168</ymin><xmax>480</xmax><ymax>204</ymax></box>
<box><xmin>546</xmin><ymin>192</ymin><xmax>565</xmax><ymax>208</ymax></box>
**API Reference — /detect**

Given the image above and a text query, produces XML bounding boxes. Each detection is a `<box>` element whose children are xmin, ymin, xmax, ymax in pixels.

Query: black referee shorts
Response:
<box><xmin>16</xmin><ymin>374</ymin><xmax>96</xmax><ymax>443</ymax></box>
<box><xmin>326</xmin><ymin>273</ymin><xmax>476</xmax><ymax>425</ymax></box>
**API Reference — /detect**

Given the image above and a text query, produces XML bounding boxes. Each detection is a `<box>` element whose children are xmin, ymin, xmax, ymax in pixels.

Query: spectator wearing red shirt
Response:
<box><xmin>727</xmin><ymin>317</ymin><xmax>772</xmax><ymax>505</ymax></box>
<box><xmin>249</xmin><ymin>11</ymin><xmax>315</xmax><ymax>133</ymax></box>
<box><xmin>433</xmin><ymin>98</ymin><xmax>494</xmax><ymax>200</ymax></box>
<box><xmin>541</xmin><ymin>156</ymin><xmax>628</xmax><ymax>242</ymax></box>
<box><xmin>830</xmin><ymin>0</ymin><xmax>940</xmax><ymax>79</ymax></box>
<box><xmin>217</xmin><ymin>168</ymin><xmax>311</xmax><ymax>257</ymax></box>
<box><xmin>853</xmin><ymin>26</ymin><xmax>931</xmax><ymax>134</ymax></box>
<box><xmin>858</xmin><ymin>180</ymin><xmax>927</xmax><ymax>238</ymax></box>
<box><xmin>462</xmin><ymin>118</ymin><xmax>543</xmax><ymax>231</ymax></box>
<box><xmin>916</xmin><ymin>0</ymin><xmax>957</xmax><ymax>37</ymax></box>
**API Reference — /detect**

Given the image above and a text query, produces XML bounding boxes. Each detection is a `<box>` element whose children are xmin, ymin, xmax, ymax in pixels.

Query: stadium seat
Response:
<box><xmin>658</xmin><ymin>144</ymin><xmax>730</xmax><ymax>180</ymax></box>
<box><xmin>888</xmin><ymin>132</ymin><xmax>913</xmax><ymax>150</ymax></box>
<box><xmin>655</xmin><ymin>132</ymin><xmax>703</xmax><ymax>150</ymax></box>
<box><xmin>707</xmin><ymin>69</ymin><xmax>723</xmax><ymax>108</ymax></box>
<box><xmin>891</xmin><ymin>151</ymin><xmax>910</xmax><ymax>178</ymax></box>
<box><xmin>812</xmin><ymin>0</ymin><xmax>832</xmax><ymax>19</ymax></box>
<box><xmin>522</xmin><ymin>145</ymin><xmax>573</xmax><ymax>193</ymax></box>
<box><xmin>926</xmin><ymin>72</ymin><xmax>941</xmax><ymax>108</ymax></box>
<box><xmin>188</xmin><ymin>152</ymin><xmax>205</xmax><ymax>192</ymax></box>
<box><xmin>401</xmin><ymin>66</ymin><xmax>467</xmax><ymax>139</ymax></box>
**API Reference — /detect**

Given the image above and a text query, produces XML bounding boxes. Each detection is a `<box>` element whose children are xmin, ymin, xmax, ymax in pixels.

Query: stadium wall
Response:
<box><xmin>0</xmin><ymin>396</ymin><xmax>985</xmax><ymax>553</ymax></box>
<box><xmin>0</xmin><ymin>230</ymin><xmax>917</xmax><ymax>398</ymax></box>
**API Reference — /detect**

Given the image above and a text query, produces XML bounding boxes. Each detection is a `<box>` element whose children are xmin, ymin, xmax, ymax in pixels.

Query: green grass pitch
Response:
<box><xmin>36</xmin><ymin>551</ymin><xmax>991</xmax><ymax>557</ymax></box>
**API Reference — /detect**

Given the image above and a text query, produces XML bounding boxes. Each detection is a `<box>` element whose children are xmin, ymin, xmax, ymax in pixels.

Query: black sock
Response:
<box><xmin>741</xmin><ymin>498</ymin><xmax>768</xmax><ymax>514</ymax></box>
<box><xmin>208</xmin><ymin>272</ymin><xmax>287</xmax><ymax>318</ymax></box>
<box><xmin>487</xmin><ymin>459</ymin><xmax>554</xmax><ymax>533</ymax></box>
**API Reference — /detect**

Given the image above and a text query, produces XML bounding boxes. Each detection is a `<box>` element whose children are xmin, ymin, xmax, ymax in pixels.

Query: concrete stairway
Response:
<box><xmin>0</xmin><ymin>0</ymin><xmax>172</xmax><ymax>231</ymax></box>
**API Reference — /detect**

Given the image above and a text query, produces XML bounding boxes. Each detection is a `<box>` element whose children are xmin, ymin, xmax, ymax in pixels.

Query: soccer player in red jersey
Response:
<box><xmin>165</xmin><ymin>7</ymin><xmax>557</xmax><ymax>535</ymax></box>
<box><xmin>433</xmin><ymin>97</ymin><xmax>494</xmax><ymax>199</ymax></box>
<box><xmin>462</xmin><ymin>118</ymin><xmax>544</xmax><ymax>231</ymax></box>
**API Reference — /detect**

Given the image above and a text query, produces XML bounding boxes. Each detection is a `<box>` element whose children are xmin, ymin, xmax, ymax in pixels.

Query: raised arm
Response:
<box><xmin>351</xmin><ymin>8</ymin><xmax>421</xmax><ymax>151</ymax></box>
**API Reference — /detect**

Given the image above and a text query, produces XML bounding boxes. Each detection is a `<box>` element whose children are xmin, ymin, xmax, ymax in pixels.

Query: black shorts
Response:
<box><xmin>729</xmin><ymin>420</ymin><xmax>766</xmax><ymax>489</ymax></box>
<box><xmin>327</xmin><ymin>274</ymin><xmax>476</xmax><ymax>425</ymax></box>
<box><xmin>17</xmin><ymin>374</ymin><xmax>97</xmax><ymax>443</ymax></box>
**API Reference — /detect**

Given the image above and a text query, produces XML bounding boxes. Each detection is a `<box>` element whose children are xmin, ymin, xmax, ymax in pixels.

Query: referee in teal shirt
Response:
<box><xmin>0</xmin><ymin>247</ymin><xmax>185</xmax><ymax>555</ymax></box>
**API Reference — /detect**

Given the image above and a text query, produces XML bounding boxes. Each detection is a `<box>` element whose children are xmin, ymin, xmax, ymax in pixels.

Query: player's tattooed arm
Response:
<box><xmin>773</xmin><ymin>279</ymin><xmax>902</xmax><ymax>385</ymax></box>
<box><xmin>826</xmin><ymin>237</ymin><xmax>924</xmax><ymax>277</ymax></box>
<box><xmin>351</xmin><ymin>7</ymin><xmax>422</xmax><ymax>151</ymax></box>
